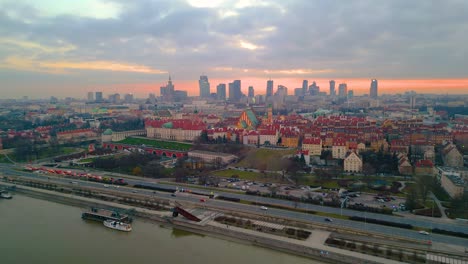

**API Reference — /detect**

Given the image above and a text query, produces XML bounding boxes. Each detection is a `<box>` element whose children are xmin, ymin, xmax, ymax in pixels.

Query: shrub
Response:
<box><xmin>349</xmin><ymin>216</ymin><xmax>413</xmax><ymax>229</ymax></box>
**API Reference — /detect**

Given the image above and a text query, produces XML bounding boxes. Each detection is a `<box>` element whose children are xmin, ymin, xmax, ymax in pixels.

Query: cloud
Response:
<box><xmin>0</xmin><ymin>56</ymin><xmax>167</xmax><ymax>74</ymax></box>
<box><xmin>0</xmin><ymin>38</ymin><xmax>75</xmax><ymax>54</ymax></box>
<box><xmin>1</xmin><ymin>0</ymin><xmax>468</xmax><ymax>98</ymax></box>
<box><xmin>211</xmin><ymin>66</ymin><xmax>334</xmax><ymax>77</ymax></box>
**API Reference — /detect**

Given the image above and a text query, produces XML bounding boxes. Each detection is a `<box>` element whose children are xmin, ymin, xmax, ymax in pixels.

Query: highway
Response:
<box><xmin>1</xmin><ymin>163</ymin><xmax>467</xmax><ymax>247</ymax></box>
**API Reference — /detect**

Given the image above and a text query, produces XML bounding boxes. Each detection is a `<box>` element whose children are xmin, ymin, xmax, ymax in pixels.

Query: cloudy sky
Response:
<box><xmin>1</xmin><ymin>0</ymin><xmax>468</xmax><ymax>98</ymax></box>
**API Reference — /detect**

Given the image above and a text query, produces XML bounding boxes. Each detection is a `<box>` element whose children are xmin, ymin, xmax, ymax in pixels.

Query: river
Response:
<box><xmin>0</xmin><ymin>195</ymin><xmax>318</xmax><ymax>264</ymax></box>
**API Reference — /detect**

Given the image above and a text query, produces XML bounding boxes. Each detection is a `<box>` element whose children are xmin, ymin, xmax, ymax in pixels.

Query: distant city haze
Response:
<box><xmin>1</xmin><ymin>0</ymin><xmax>468</xmax><ymax>98</ymax></box>
<box><xmin>3</xmin><ymin>78</ymin><xmax>466</xmax><ymax>99</ymax></box>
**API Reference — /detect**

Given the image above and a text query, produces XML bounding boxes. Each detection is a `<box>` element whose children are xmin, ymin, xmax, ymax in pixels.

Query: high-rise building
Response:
<box><xmin>160</xmin><ymin>76</ymin><xmax>175</xmax><ymax>100</ymax></box>
<box><xmin>248</xmin><ymin>86</ymin><xmax>254</xmax><ymax>98</ymax></box>
<box><xmin>370</xmin><ymin>79</ymin><xmax>378</xmax><ymax>98</ymax></box>
<box><xmin>148</xmin><ymin>93</ymin><xmax>156</xmax><ymax>103</ymax></box>
<box><xmin>338</xmin><ymin>83</ymin><xmax>347</xmax><ymax>98</ymax></box>
<box><xmin>229</xmin><ymin>80</ymin><xmax>241</xmax><ymax>102</ymax></box>
<box><xmin>410</xmin><ymin>94</ymin><xmax>417</xmax><ymax>109</ymax></box>
<box><xmin>266</xmin><ymin>80</ymin><xmax>274</xmax><ymax>98</ymax></box>
<box><xmin>308</xmin><ymin>81</ymin><xmax>319</xmax><ymax>96</ymax></box>
<box><xmin>95</xmin><ymin>92</ymin><xmax>103</xmax><ymax>102</ymax></box>
<box><xmin>87</xmin><ymin>92</ymin><xmax>94</xmax><ymax>101</ymax></box>
<box><xmin>199</xmin><ymin>75</ymin><xmax>210</xmax><ymax>98</ymax></box>
<box><xmin>294</xmin><ymin>88</ymin><xmax>303</xmax><ymax>96</ymax></box>
<box><xmin>216</xmin><ymin>84</ymin><xmax>226</xmax><ymax>100</ymax></box>
<box><xmin>329</xmin><ymin>80</ymin><xmax>336</xmax><ymax>96</ymax></box>
<box><xmin>109</xmin><ymin>93</ymin><xmax>120</xmax><ymax>103</ymax></box>
<box><xmin>348</xmin><ymin>90</ymin><xmax>354</xmax><ymax>98</ymax></box>
<box><xmin>124</xmin><ymin>93</ymin><xmax>134</xmax><ymax>103</ymax></box>
<box><xmin>302</xmin><ymin>80</ymin><xmax>308</xmax><ymax>95</ymax></box>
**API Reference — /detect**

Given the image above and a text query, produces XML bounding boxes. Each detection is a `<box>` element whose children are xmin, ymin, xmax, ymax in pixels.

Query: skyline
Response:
<box><xmin>1</xmin><ymin>0</ymin><xmax>468</xmax><ymax>98</ymax></box>
<box><xmin>5</xmin><ymin>77</ymin><xmax>468</xmax><ymax>99</ymax></box>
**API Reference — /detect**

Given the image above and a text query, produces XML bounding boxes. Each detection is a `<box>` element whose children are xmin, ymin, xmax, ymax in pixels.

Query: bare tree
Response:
<box><xmin>268</xmin><ymin>185</ymin><xmax>278</xmax><ymax>197</ymax></box>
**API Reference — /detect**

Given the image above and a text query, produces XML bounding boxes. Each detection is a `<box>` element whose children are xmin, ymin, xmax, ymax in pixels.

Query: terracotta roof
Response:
<box><xmin>415</xmin><ymin>159</ymin><xmax>434</xmax><ymax>168</ymax></box>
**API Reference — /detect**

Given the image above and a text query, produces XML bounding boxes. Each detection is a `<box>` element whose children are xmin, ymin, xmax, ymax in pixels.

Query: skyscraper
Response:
<box><xmin>308</xmin><ymin>81</ymin><xmax>319</xmax><ymax>96</ymax></box>
<box><xmin>248</xmin><ymin>86</ymin><xmax>254</xmax><ymax>98</ymax></box>
<box><xmin>329</xmin><ymin>80</ymin><xmax>336</xmax><ymax>96</ymax></box>
<box><xmin>338</xmin><ymin>83</ymin><xmax>347</xmax><ymax>98</ymax></box>
<box><xmin>370</xmin><ymin>79</ymin><xmax>378</xmax><ymax>98</ymax></box>
<box><xmin>302</xmin><ymin>80</ymin><xmax>308</xmax><ymax>95</ymax></box>
<box><xmin>199</xmin><ymin>75</ymin><xmax>210</xmax><ymax>98</ymax></box>
<box><xmin>124</xmin><ymin>93</ymin><xmax>134</xmax><ymax>103</ymax></box>
<box><xmin>160</xmin><ymin>76</ymin><xmax>175</xmax><ymax>100</ymax></box>
<box><xmin>95</xmin><ymin>92</ymin><xmax>103</xmax><ymax>102</ymax></box>
<box><xmin>266</xmin><ymin>80</ymin><xmax>273</xmax><ymax>98</ymax></box>
<box><xmin>229</xmin><ymin>80</ymin><xmax>241</xmax><ymax>102</ymax></box>
<box><xmin>216</xmin><ymin>83</ymin><xmax>226</xmax><ymax>100</ymax></box>
<box><xmin>87</xmin><ymin>92</ymin><xmax>94</xmax><ymax>101</ymax></box>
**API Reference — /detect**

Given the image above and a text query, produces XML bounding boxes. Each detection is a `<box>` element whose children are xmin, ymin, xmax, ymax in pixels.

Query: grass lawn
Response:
<box><xmin>79</xmin><ymin>158</ymin><xmax>94</xmax><ymax>163</ymax></box>
<box><xmin>235</xmin><ymin>148</ymin><xmax>295</xmax><ymax>171</ymax></box>
<box><xmin>118</xmin><ymin>137</ymin><xmax>192</xmax><ymax>151</ymax></box>
<box><xmin>5</xmin><ymin>147</ymin><xmax>81</xmax><ymax>162</ymax></box>
<box><xmin>211</xmin><ymin>169</ymin><xmax>284</xmax><ymax>182</ymax></box>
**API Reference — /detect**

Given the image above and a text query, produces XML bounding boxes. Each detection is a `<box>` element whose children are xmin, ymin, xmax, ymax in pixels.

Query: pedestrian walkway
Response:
<box><xmin>208</xmin><ymin>220</ymin><xmax>403</xmax><ymax>264</ymax></box>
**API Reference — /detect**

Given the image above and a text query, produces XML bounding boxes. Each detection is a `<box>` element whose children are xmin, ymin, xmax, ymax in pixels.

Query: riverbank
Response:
<box><xmin>1</xmin><ymin>181</ymin><xmax>406</xmax><ymax>264</ymax></box>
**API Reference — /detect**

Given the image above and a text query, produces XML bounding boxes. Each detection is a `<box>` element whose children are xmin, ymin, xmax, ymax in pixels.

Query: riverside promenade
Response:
<box><xmin>1</xmin><ymin>181</ymin><xmax>407</xmax><ymax>264</ymax></box>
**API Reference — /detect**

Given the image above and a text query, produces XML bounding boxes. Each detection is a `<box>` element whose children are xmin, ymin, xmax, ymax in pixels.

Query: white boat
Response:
<box><xmin>103</xmin><ymin>220</ymin><xmax>132</xmax><ymax>232</ymax></box>
<box><xmin>0</xmin><ymin>191</ymin><xmax>12</xmax><ymax>199</ymax></box>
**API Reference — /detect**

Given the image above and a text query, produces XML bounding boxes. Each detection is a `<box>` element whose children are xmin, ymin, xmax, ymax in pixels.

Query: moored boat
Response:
<box><xmin>103</xmin><ymin>220</ymin><xmax>132</xmax><ymax>232</ymax></box>
<box><xmin>82</xmin><ymin>208</ymin><xmax>131</xmax><ymax>223</ymax></box>
<box><xmin>0</xmin><ymin>191</ymin><xmax>12</xmax><ymax>199</ymax></box>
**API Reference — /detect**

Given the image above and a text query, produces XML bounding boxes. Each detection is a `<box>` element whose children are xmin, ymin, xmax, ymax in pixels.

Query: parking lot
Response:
<box><xmin>216</xmin><ymin>178</ymin><xmax>407</xmax><ymax>211</ymax></box>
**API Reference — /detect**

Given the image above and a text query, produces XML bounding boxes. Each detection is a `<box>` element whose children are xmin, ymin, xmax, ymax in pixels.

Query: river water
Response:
<box><xmin>0</xmin><ymin>195</ymin><xmax>318</xmax><ymax>264</ymax></box>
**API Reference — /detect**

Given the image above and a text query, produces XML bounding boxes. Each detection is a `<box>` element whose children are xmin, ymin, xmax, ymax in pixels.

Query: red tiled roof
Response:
<box><xmin>415</xmin><ymin>159</ymin><xmax>433</xmax><ymax>168</ymax></box>
<box><xmin>303</xmin><ymin>137</ymin><xmax>321</xmax><ymax>145</ymax></box>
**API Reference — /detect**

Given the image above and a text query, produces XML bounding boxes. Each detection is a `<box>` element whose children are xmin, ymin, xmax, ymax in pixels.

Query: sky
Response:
<box><xmin>1</xmin><ymin>0</ymin><xmax>468</xmax><ymax>99</ymax></box>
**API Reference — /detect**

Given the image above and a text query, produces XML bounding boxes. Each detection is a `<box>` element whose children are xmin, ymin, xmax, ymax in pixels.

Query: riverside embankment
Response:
<box><xmin>1</xmin><ymin>181</ymin><xmax>401</xmax><ymax>264</ymax></box>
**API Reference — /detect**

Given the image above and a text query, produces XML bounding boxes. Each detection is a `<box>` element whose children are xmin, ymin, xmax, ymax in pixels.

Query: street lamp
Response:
<box><xmin>340</xmin><ymin>196</ymin><xmax>348</xmax><ymax>216</ymax></box>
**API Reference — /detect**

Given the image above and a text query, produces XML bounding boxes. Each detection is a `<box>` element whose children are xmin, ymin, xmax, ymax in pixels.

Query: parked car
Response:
<box><xmin>260</xmin><ymin>206</ymin><xmax>268</xmax><ymax>210</ymax></box>
<box><xmin>325</xmin><ymin>218</ymin><xmax>333</xmax><ymax>222</ymax></box>
<box><xmin>418</xmin><ymin>231</ymin><xmax>429</xmax><ymax>235</ymax></box>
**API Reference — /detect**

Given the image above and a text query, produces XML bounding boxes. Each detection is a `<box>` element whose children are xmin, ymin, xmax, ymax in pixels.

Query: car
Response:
<box><xmin>103</xmin><ymin>184</ymin><xmax>109</xmax><ymax>188</ymax></box>
<box><xmin>200</xmin><ymin>198</ymin><xmax>206</xmax><ymax>202</ymax></box>
<box><xmin>260</xmin><ymin>206</ymin><xmax>268</xmax><ymax>210</ymax></box>
<box><xmin>171</xmin><ymin>193</ymin><xmax>177</xmax><ymax>197</ymax></box>
<box><xmin>70</xmin><ymin>181</ymin><xmax>78</xmax><ymax>184</ymax></box>
<box><xmin>418</xmin><ymin>231</ymin><xmax>430</xmax><ymax>235</ymax></box>
<box><xmin>132</xmin><ymin>190</ymin><xmax>138</xmax><ymax>193</ymax></box>
<box><xmin>325</xmin><ymin>218</ymin><xmax>333</xmax><ymax>222</ymax></box>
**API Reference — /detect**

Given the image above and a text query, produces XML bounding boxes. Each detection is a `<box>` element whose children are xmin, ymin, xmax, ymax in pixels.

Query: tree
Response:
<box><xmin>174</xmin><ymin>168</ymin><xmax>187</xmax><ymax>182</ymax></box>
<box><xmin>362</xmin><ymin>163</ymin><xmax>376</xmax><ymax>179</ymax></box>
<box><xmin>405</xmin><ymin>186</ymin><xmax>419</xmax><ymax>210</ymax></box>
<box><xmin>142</xmin><ymin>160</ymin><xmax>164</xmax><ymax>178</ymax></box>
<box><xmin>416</xmin><ymin>175</ymin><xmax>434</xmax><ymax>204</ymax></box>
<box><xmin>315</xmin><ymin>168</ymin><xmax>332</xmax><ymax>181</ymax></box>
<box><xmin>320</xmin><ymin>150</ymin><xmax>332</xmax><ymax>165</ymax></box>
<box><xmin>199</xmin><ymin>130</ymin><xmax>209</xmax><ymax>143</ymax></box>
<box><xmin>299</xmin><ymin>154</ymin><xmax>306</xmax><ymax>165</ymax></box>
<box><xmin>213</xmin><ymin>157</ymin><xmax>223</xmax><ymax>169</ymax></box>
<box><xmin>330</xmin><ymin>164</ymin><xmax>343</xmax><ymax>178</ymax></box>
<box><xmin>268</xmin><ymin>185</ymin><xmax>278</xmax><ymax>197</ymax></box>
<box><xmin>132</xmin><ymin>166</ymin><xmax>142</xmax><ymax>176</ymax></box>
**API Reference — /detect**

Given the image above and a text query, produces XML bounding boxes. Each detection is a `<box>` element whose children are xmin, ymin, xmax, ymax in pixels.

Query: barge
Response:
<box><xmin>82</xmin><ymin>208</ymin><xmax>131</xmax><ymax>223</ymax></box>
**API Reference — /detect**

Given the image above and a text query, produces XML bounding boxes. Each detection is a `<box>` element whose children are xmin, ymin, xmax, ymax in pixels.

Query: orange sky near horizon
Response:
<box><xmin>96</xmin><ymin>78</ymin><xmax>468</xmax><ymax>97</ymax></box>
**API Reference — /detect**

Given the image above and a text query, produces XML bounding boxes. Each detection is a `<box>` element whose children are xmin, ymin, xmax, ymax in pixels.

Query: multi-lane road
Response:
<box><xmin>1</xmin><ymin>163</ymin><xmax>467</xmax><ymax>247</ymax></box>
